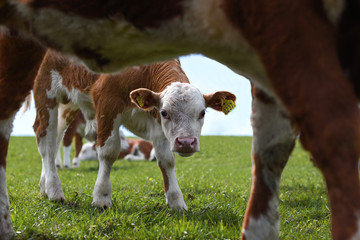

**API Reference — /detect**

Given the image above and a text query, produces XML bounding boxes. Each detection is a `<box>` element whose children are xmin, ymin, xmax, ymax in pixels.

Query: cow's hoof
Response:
<box><xmin>0</xmin><ymin>230</ymin><xmax>15</xmax><ymax>240</ymax></box>
<box><xmin>72</xmin><ymin>163</ymin><xmax>79</xmax><ymax>168</ymax></box>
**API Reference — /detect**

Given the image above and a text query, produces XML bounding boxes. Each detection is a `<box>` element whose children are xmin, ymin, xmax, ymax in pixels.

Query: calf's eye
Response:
<box><xmin>160</xmin><ymin>109</ymin><xmax>170</xmax><ymax>119</ymax></box>
<box><xmin>199</xmin><ymin>109</ymin><xmax>206</xmax><ymax>119</ymax></box>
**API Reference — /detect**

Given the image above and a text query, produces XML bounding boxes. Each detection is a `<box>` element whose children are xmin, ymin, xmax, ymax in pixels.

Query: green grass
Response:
<box><xmin>6</xmin><ymin>136</ymin><xmax>330</xmax><ymax>239</ymax></box>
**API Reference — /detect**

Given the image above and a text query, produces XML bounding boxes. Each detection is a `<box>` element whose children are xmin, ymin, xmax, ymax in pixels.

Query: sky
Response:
<box><xmin>11</xmin><ymin>54</ymin><xmax>253</xmax><ymax>137</ymax></box>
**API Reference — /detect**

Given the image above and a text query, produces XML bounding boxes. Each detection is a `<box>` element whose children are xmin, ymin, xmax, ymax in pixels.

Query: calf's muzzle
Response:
<box><xmin>174</xmin><ymin>137</ymin><xmax>198</xmax><ymax>157</ymax></box>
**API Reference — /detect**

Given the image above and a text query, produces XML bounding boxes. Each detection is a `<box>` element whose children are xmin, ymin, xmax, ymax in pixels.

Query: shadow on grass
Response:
<box><xmin>71</xmin><ymin>164</ymin><xmax>136</xmax><ymax>173</ymax></box>
<box><xmin>40</xmin><ymin>192</ymin><xmax>243</xmax><ymax>230</ymax></box>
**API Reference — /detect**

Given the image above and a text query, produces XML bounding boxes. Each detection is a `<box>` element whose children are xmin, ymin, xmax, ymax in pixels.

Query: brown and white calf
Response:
<box><xmin>1</xmin><ymin>1</ymin><xmax>360</xmax><ymax>240</ymax></box>
<box><xmin>60</xmin><ymin>111</ymin><xmax>86</xmax><ymax>168</ymax></box>
<box><xmin>60</xmin><ymin>111</ymin><xmax>129</xmax><ymax>168</ymax></box>
<box><xmin>123</xmin><ymin>138</ymin><xmax>156</xmax><ymax>161</ymax></box>
<box><xmin>32</xmin><ymin>50</ymin><xmax>235</xmax><ymax>210</ymax></box>
<box><xmin>78</xmin><ymin>138</ymin><xmax>155</xmax><ymax>162</ymax></box>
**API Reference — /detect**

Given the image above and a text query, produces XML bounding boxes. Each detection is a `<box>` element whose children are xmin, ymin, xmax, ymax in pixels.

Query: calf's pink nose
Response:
<box><xmin>175</xmin><ymin>137</ymin><xmax>197</xmax><ymax>150</ymax></box>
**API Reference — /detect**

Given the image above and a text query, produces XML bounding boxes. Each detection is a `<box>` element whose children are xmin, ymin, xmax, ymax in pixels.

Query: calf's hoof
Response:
<box><xmin>46</xmin><ymin>189</ymin><xmax>66</xmax><ymax>202</ymax></box>
<box><xmin>166</xmin><ymin>191</ymin><xmax>187</xmax><ymax>211</ymax></box>
<box><xmin>45</xmin><ymin>178</ymin><xmax>65</xmax><ymax>201</ymax></box>
<box><xmin>92</xmin><ymin>194</ymin><xmax>112</xmax><ymax>209</ymax></box>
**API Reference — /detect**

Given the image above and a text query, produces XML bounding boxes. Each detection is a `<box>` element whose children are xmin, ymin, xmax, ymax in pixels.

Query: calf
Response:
<box><xmin>60</xmin><ymin>111</ymin><xmax>129</xmax><ymax>168</ymax></box>
<box><xmin>33</xmin><ymin>50</ymin><xmax>236</xmax><ymax>210</ymax></box>
<box><xmin>60</xmin><ymin>111</ymin><xmax>86</xmax><ymax>168</ymax></box>
<box><xmin>1</xmin><ymin>1</ymin><xmax>360</xmax><ymax>239</ymax></box>
<box><xmin>123</xmin><ymin>138</ymin><xmax>156</xmax><ymax>161</ymax></box>
<box><xmin>78</xmin><ymin>138</ymin><xmax>156</xmax><ymax>162</ymax></box>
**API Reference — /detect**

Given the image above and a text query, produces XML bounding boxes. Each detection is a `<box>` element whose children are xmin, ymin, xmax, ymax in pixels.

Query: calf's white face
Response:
<box><xmin>79</xmin><ymin>142</ymin><xmax>97</xmax><ymax>161</ymax></box>
<box><xmin>130</xmin><ymin>82</ymin><xmax>236</xmax><ymax>157</ymax></box>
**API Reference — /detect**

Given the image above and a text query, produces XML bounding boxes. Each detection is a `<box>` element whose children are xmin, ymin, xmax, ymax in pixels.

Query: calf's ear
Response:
<box><xmin>130</xmin><ymin>88</ymin><xmax>160</xmax><ymax>111</ymax></box>
<box><xmin>203</xmin><ymin>91</ymin><xmax>236</xmax><ymax>115</ymax></box>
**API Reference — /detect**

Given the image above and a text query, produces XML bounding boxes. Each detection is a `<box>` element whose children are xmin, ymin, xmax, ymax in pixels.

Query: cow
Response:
<box><xmin>32</xmin><ymin>50</ymin><xmax>236</xmax><ymax>213</ymax></box>
<box><xmin>78</xmin><ymin>138</ymin><xmax>156</xmax><ymax>162</ymax></box>
<box><xmin>0</xmin><ymin>1</ymin><xmax>359</xmax><ymax>239</ymax></box>
<box><xmin>60</xmin><ymin>111</ymin><xmax>130</xmax><ymax>168</ymax></box>
<box><xmin>60</xmin><ymin>111</ymin><xmax>87</xmax><ymax>168</ymax></box>
<box><xmin>123</xmin><ymin>138</ymin><xmax>156</xmax><ymax>161</ymax></box>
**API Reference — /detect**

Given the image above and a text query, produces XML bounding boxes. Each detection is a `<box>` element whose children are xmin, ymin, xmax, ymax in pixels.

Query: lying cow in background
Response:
<box><xmin>32</xmin><ymin>50</ymin><xmax>236</xmax><ymax>211</ymax></box>
<box><xmin>73</xmin><ymin>129</ymin><xmax>132</xmax><ymax>166</ymax></box>
<box><xmin>78</xmin><ymin>138</ymin><xmax>156</xmax><ymax>163</ymax></box>
<box><xmin>123</xmin><ymin>138</ymin><xmax>156</xmax><ymax>161</ymax></box>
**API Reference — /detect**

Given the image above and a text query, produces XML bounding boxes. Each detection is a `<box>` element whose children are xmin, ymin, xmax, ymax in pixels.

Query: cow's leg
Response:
<box><xmin>63</xmin><ymin>124</ymin><xmax>75</xmax><ymax>168</ymax></box>
<box><xmin>57</xmin><ymin>105</ymin><xmax>79</xmax><ymax>169</ymax></box>
<box><xmin>224</xmin><ymin>3</ymin><xmax>360</xmax><ymax>238</ymax></box>
<box><xmin>63</xmin><ymin>112</ymin><xmax>82</xmax><ymax>168</ymax></box>
<box><xmin>62</xmin><ymin>145</ymin><xmax>71</xmax><ymax>169</ymax></box>
<box><xmin>92</xmin><ymin>114</ymin><xmax>122</xmax><ymax>208</ymax></box>
<box><xmin>72</xmin><ymin>132</ymin><xmax>83</xmax><ymax>168</ymax></box>
<box><xmin>242</xmin><ymin>85</ymin><xmax>296</xmax><ymax>240</ymax></box>
<box><xmin>0</xmin><ymin>31</ymin><xmax>45</xmax><ymax>238</ymax></box>
<box><xmin>55</xmin><ymin>148</ymin><xmax>62</xmax><ymax>169</ymax></box>
<box><xmin>35</xmin><ymin>107</ymin><xmax>65</xmax><ymax>201</ymax></box>
<box><xmin>0</xmin><ymin>116</ymin><xmax>15</xmax><ymax>239</ymax></box>
<box><xmin>153</xmin><ymin>138</ymin><xmax>187</xmax><ymax>210</ymax></box>
<box><xmin>263</xmin><ymin>26</ymin><xmax>360</xmax><ymax>240</ymax></box>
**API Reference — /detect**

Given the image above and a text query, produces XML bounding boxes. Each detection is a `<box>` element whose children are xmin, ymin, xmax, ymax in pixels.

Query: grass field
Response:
<box><xmin>6</xmin><ymin>136</ymin><xmax>330</xmax><ymax>239</ymax></box>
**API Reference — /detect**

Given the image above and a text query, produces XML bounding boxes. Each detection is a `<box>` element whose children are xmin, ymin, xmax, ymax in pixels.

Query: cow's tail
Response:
<box><xmin>20</xmin><ymin>92</ymin><xmax>32</xmax><ymax>115</ymax></box>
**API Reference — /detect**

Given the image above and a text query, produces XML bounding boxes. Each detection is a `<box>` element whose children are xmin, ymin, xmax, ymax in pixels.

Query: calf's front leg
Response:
<box><xmin>153</xmin><ymin>138</ymin><xmax>187</xmax><ymax>210</ymax></box>
<box><xmin>92</xmin><ymin>115</ymin><xmax>121</xmax><ymax>208</ymax></box>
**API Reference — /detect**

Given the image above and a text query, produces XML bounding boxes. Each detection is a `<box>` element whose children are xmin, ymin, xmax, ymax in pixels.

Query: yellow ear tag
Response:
<box><xmin>136</xmin><ymin>96</ymin><xmax>145</xmax><ymax>108</ymax></box>
<box><xmin>222</xmin><ymin>99</ymin><xmax>236</xmax><ymax>115</ymax></box>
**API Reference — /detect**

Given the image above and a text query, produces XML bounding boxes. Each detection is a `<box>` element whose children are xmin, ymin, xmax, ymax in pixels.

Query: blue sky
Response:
<box><xmin>11</xmin><ymin>54</ymin><xmax>252</xmax><ymax>136</ymax></box>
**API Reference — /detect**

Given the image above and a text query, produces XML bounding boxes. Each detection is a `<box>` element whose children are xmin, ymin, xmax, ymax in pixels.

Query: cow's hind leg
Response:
<box><xmin>225</xmin><ymin>2</ymin><xmax>360</xmax><ymax>238</ymax></box>
<box><xmin>63</xmin><ymin>111</ymin><xmax>82</xmax><ymax>168</ymax></box>
<box><xmin>35</xmin><ymin>106</ymin><xmax>65</xmax><ymax>201</ymax></box>
<box><xmin>57</xmin><ymin>104</ymin><xmax>79</xmax><ymax>169</ymax></box>
<box><xmin>153</xmin><ymin>137</ymin><xmax>187</xmax><ymax>210</ymax></box>
<box><xmin>242</xmin><ymin>85</ymin><xmax>296</xmax><ymax>240</ymax></box>
<box><xmin>71</xmin><ymin>132</ymin><xmax>83</xmax><ymax>168</ymax></box>
<box><xmin>0</xmin><ymin>116</ymin><xmax>15</xmax><ymax>239</ymax></box>
<box><xmin>0</xmin><ymin>31</ymin><xmax>45</xmax><ymax>238</ymax></box>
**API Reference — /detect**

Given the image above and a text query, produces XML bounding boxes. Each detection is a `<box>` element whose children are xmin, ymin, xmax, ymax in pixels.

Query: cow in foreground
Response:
<box><xmin>32</xmin><ymin>50</ymin><xmax>236</xmax><ymax>210</ymax></box>
<box><xmin>0</xmin><ymin>1</ymin><xmax>359</xmax><ymax>239</ymax></box>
